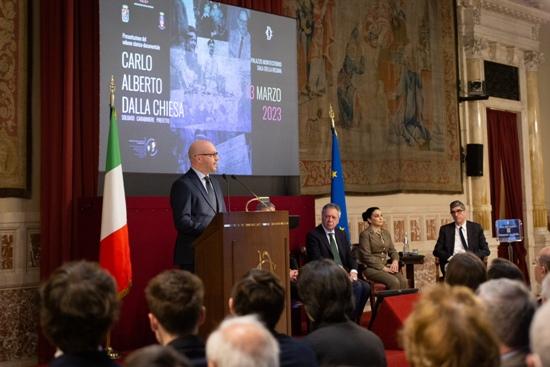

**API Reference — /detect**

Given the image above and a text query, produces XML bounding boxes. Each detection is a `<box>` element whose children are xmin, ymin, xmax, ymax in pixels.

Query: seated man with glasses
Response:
<box><xmin>170</xmin><ymin>139</ymin><xmax>226</xmax><ymax>272</ymax></box>
<box><xmin>433</xmin><ymin>200</ymin><xmax>490</xmax><ymax>275</ymax></box>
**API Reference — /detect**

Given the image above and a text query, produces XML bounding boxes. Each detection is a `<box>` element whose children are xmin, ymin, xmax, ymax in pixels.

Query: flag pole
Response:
<box><xmin>104</xmin><ymin>75</ymin><xmax>120</xmax><ymax>360</ymax></box>
<box><xmin>329</xmin><ymin>104</ymin><xmax>350</xmax><ymax>237</ymax></box>
<box><xmin>329</xmin><ymin>104</ymin><xmax>336</xmax><ymax>132</ymax></box>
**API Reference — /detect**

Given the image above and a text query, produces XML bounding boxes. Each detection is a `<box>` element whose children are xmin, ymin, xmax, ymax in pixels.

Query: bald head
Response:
<box><xmin>188</xmin><ymin>140</ymin><xmax>219</xmax><ymax>175</ymax></box>
<box><xmin>206</xmin><ymin>315</ymin><xmax>279</xmax><ymax>367</ymax></box>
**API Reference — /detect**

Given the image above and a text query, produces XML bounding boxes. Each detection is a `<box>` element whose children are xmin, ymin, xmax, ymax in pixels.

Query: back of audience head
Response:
<box><xmin>477</xmin><ymin>278</ymin><xmax>536</xmax><ymax>351</ymax></box>
<box><xmin>444</xmin><ymin>252</ymin><xmax>487</xmax><ymax>291</ymax></box>
<box><xmin>145</xmin><ymin>269</ymin><xmax>205</xmax><ymax>341</ymax></box>
<box><xmin>229</xmin><ymin>269</ymin><xmax>284</xmax><ymax>330</ymax></box>
<box><xmin>206</xmin><ymin>315</ymin><xmax>279</xmax><ymax>367</ymax></box>
<box><xmin>541</xmin><ymin>275</ymin><xmax>550</xmax><ymax>303</ymax></box>
<box><xmin>125</xmin><ymin>345</ymin><xmax>192</xmax><ymax>367</ymax></box>
<box><xmin>535</xmin><ymin>246</ymin><xmax>550</xmax><ymax>284</ymax></box>
<box><xmin>487</xmin><ymin>257</ymin><xmax>525</xmax><ymax>282</ymax></box>
<box><xmin>401</xmin><ymin>283</ymin><xmax>500</xmax><ymax>367</ymax></box>
<box><xmin>529</xmin><ymin>302</ymin><xmax>550</xmax><ymax>367</ymax></box>
<box><xmin>40</xmin><ymin>260</ymin><xmax>120</xmax><ymax>354</ymax></box>
<box><xmin>297</xmin><ymin>258</ymin><xmax>353</xmax><ymax>324</ymax></box>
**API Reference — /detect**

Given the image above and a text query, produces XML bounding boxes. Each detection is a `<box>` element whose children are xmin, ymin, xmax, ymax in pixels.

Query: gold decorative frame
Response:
<box><xmin>0</xmin><ymin>0</ymin><xmax>30</xmax><ymax>198</ymax></box>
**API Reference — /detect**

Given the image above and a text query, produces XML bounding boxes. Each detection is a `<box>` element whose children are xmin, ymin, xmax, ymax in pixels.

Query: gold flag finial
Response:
<box><xmin>110</xmin><ymin>76</ymin><xmax>115</xmax><ymax>106</ymax></box>
<box><xmin>329</xmin><ymin>104</ymin><xmax>336</xmax><ymax>134</ymax></box>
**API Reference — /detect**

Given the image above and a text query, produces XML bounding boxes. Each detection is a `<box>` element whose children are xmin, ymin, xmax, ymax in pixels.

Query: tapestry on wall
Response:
<box><xmin>283</xmin><ymin>0</ymin><xmax>462</xmax><ymax>195</ymax></box>
<box><xmin>0</xmin><ymin>0</ymin><xmax>30</xmax><ymax>198</ymax></box>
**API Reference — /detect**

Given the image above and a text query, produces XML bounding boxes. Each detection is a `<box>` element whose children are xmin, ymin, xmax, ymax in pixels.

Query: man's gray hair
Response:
<box><xmin>322</xmin><ymin>203</ymin><xmax>341</xmax><ymax>215</ymax></box>
<box><xmin>530</xmin><ymin>302</ymin><xmax>550</xmax><ymax>367</ymax></box>
<box><xmin>477</xmin><ymin>278</ymin><xmax>536</xmax><ymax>349</ymax></box>
<box><xmin>206</xmin><ymin>315</ymin><xmax>279</xmax><ymax>367</ymax></box>
<box><xmin>449</xmin><ymin>200</ymin><xmax>465</xmax><ymax>211</ymax></box>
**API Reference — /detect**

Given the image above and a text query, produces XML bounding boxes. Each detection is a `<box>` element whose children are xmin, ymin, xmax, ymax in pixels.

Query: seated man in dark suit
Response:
<box><xmin>433</xmin><ymin>200</ymin><xmax>490</xmax><ymax>274</ymax></box>
<box><xmin>229</xmin><ymin>269</ymin><xmax>318</xmax><ymax>367</ymax></box>
<box><xmin>298</xmin><ymin>259</ymin><xmax>386</xmax><ymax>367</ymax></box>
<box><xmin>40</xmin><ymin>261</ymin><xmax>121</xmax><ymax>367</ymax></box>
<box><xmin>145</xmin><ymin>270</ymin><xmax>207</xmax><ymax>367</ymax></box>
<box><xmin>306</xmin><ymin>203</ymin><xmax>370</xmax><ymax>322</ymax></box>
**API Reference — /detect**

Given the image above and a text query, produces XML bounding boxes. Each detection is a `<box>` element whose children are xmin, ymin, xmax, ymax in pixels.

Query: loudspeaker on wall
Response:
<box><xmin>466</xmin><ymin>143</ymin><xmax>483</xmax><ymax>176</ymax></box>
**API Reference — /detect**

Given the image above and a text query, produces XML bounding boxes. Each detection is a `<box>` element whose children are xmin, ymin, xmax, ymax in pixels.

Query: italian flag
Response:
<box><xmin>100</xmin><ymin>105</ymin><xmax>132</xmax><ymax>295</ymax></box>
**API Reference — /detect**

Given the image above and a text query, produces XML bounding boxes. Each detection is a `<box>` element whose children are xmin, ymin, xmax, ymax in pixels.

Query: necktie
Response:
<box><xmin>238</xmin><ymin>36</ymin><xmax>244</xmax><ymax>58</ymax></box>
<box><xmin>459</xmin><ymin>226</ymin><xmax>469</xmax><ymax>250</ymax></box>
<box><xmin>328</xmin><ymin>233</ymin><xmax>343</xmax><ymax>266</ymax></box>
<box><xmin>204</xmin><ymin>176</ymin><xmax>217</xmax><ymax>210</ymax></box>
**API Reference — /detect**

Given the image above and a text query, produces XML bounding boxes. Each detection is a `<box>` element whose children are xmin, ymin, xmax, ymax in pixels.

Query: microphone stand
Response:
<box><xmin>222</xmin><ymin>174</ymin><xmax>231</xmax><ymax>212</ymax></box>
<box><xmin>230</xmin><ymin>175</ymin><xmax>270</xmax><ymax>211</ymax></box>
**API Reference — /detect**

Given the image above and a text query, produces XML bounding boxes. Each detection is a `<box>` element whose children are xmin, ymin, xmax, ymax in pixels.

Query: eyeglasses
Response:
<box><xmin>450</xmin><ymin>209</ymin><xmax>464</xmax><ymax>214</ymax></box>
<box><xmin>195</xmin><ymin>152</ymin><xmax>219</xmax><ymax>158</ymax></box>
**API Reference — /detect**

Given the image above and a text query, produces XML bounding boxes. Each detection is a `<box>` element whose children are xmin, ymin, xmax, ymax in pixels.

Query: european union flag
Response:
<box><xmin>330</xmin><ymin>126</ymin><xmax>349</xmax><ymax>237</ymax></box>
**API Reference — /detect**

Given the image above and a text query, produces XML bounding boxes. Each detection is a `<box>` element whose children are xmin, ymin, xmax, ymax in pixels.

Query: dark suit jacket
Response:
<box><xmin>49</xmin><ymin>350</ymin><xmax>120</xmax><ymax>367</ymax></box>
<box><xmin>168</xmin><ymin>335</ymin><xmax>206</xmax><ymax>367</ymax></box>
<box><xmin>433</xmin><ymin>220</ymin><xmax>490</xmax><ymax>272</ymax></box>
<box><xmin>170</xmin><ymin>169</ymin><xmax>226</xmax><ymax>267</ymax></box>
<box><xmin>306</xmin><ymin>225</ymin><xmax>357</xmax><ymax>272</ymax></box>
<box><xmin>273</xmin><ymin>332</ymin><xmax>318</xmax><ymax>367</ymax></box>
<box><xmin>303</xmin><ymin>321</ymin><xmax>386</xmax><ymax>367</ymax></box>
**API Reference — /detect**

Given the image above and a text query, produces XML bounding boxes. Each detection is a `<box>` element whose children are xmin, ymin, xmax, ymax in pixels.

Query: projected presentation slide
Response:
<box><xmin>99</xmin><ymin>0</ymin><xmax>298</xmax><ymax>175</ymax></box>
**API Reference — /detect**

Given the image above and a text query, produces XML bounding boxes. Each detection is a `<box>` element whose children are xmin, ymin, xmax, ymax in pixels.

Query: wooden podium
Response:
<box><xmin>195</xmin><ymin>211</ymin><xmax>291</xmax><ymax>337</ymax></box>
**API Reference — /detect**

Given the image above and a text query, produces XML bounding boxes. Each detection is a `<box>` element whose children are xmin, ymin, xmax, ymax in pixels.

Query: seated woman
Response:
<box><xmin>355</xmin><ymin>207</ymin><xmax>408</xmax><ymax>290</ymax></box>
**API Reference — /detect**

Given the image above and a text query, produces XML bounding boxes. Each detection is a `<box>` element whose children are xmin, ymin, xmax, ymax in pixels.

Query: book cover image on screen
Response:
<box><xmin>99</xmin><ymin>0</ymin><xmax>298</xmax><ymax>176</ymax></box>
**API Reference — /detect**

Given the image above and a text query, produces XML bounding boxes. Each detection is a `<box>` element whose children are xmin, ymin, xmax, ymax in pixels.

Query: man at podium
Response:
<box><xmin>170</xmin><ymin>139</ymin><xmax>226</xmax><ymax>272</ymax></box>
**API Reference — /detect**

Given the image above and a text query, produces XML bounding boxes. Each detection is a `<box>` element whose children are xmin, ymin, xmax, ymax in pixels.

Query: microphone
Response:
<box><xmin>222</xmin><ymin>174</ymin><xmax>231</xmax><ymax>212</ymax></box>
<box><xmin>230</xmin><ymin>175</ymin><xmax>270</xmax><ymax>211</ymax></box>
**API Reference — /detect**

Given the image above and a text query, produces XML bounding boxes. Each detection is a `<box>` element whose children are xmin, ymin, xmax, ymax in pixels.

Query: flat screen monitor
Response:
<box><xmin>495</xmin><ymin>219</ymin><xmax>523</xmax><ymax>243</ymax></box>
<box><xmin>99</xmin><ymin>0</ymin><xmax>298</xmax><ymax>176</ymax></box>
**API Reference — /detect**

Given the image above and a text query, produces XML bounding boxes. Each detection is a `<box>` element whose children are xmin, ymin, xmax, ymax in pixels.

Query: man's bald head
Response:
<box><xmin>188</xmin><ymin>140</ymin><xmax>219</xmax><ymax>175</ymax></box>
<box><xmin>206</xmin><ymin>315</ymin><xmax>279</xmax><ymax>367</ymax></box>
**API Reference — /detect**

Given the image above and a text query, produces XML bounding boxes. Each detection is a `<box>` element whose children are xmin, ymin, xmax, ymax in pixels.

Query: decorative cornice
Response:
<box><xmin>463</xmin><ymin>35</ymin><xmax>488</xmax><ymax>58</ymax></box>
<box><xmin>524</xmin><ymin>50</ymin><xmax>545</xmax><ymax>71</ymax></box>
<box><xmin>506</xmin><ymin>46</ymin><xmax>519</xmax><ymax>65</ymax></box>
<box><xmin>480</xmin><ymin>0</ymin><xmax>550</xmax><ymax>24</ymax></box>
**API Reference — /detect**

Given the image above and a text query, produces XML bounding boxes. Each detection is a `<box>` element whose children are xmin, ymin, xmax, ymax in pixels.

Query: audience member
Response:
<box><xmin>433</xmin><ymin>200</ymin><xmax>490</xmax><ymax>275</ymax></box>
<box><xmin>206</xmin><ymin>315</ymin><xmax>279</xmax><ymax>367</ymax></box>
<box><xmin>40</xmin><ymin>261</ymin><xmax>120</xmax><ymax>367</ymax></box>
<box><xmin>401</xmin><ymin>283</ymin><xmax>500</xmax><ymax>367</ymax></box>
<box><xmin>444</xmin><ymin>251</ymin><xmax>487</xmax><ymax>291</ymax></box>
<box><xmin>487</xmin><ymin>257</ymin><xmax>525</xmax><ymax>282</ymax></box>
<box><xmin>541</xmin><ymin>275</ymin><xmax>550</xmax><ymax>303</ymax></box>
<box><xmin>306</xmin><ymin>203</ymin><xmax>370</xmax><ymax>322</ymax></box>
<box><xmin>477</xmin><ymin>279</ymin><xmax>536</xmax><ymax>367</ymax></box>
<box><xmin>229</xmin><ymin>269</ymin><xmax>317</xmax><ymax>367</ymax></box>
<box><xmin>145</xmin><ymin>270</ymin><xmax>206</xmax><ymax>367</ymax></box>
<box><xmin>534</xmin><ymin>246</ymin><xmax>550</xmax><ymax>285</ymax></box>
<box><xmin>125</xmin><ymin>345</ymin><xmax>191</xmax><ymax>367</ymax></box>
<box><xmin>355</xmin><ymin>206</ymin><xmax>408</xmax><ymax>290</ymax></box>
<box><xmin>527</xmin><ymin>302</ymin><xmax>550</xmax><ymax>367</ymax></box>
<box><xmin>297</xmin><ymin>259</ymin><xmax>386</xmax><ymax>367</ymax></box>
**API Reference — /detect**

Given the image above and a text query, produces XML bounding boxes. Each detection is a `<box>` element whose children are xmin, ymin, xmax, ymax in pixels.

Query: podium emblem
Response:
<box><xmin>256</xmin><ymin>250</ymin><xmax>277</xmax><ymax>273</ymax></box>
